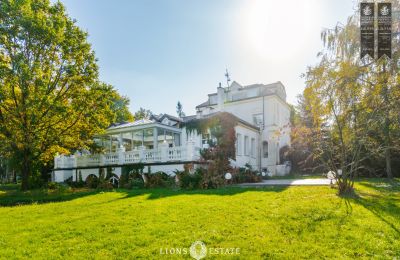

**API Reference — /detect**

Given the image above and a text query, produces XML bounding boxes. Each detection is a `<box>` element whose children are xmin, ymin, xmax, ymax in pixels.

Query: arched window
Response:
<box><xmin>263</xmin><ymin>141</ymin><xmax>269</xmax><ymax>158</ymax></box>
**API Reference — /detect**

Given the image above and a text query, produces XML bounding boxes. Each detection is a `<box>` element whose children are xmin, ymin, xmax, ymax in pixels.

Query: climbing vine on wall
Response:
<box><xmin>183</xmin><ymin>112</ymin><xmax>239</xmax><ymax>187</ymax></box>
<box><xmin>184</xmin><ymin>112</ymin><xmax>238</xmax><ymax>160</ymax></box>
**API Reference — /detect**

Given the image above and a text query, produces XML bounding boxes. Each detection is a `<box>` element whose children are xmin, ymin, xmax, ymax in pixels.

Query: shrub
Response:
<box><xmin>86</xmin><ymin>175</ymin><xmax>98</xmax><ymax>189</ymax></box>
<box><xmin>145</xmin><ymin>172</ymin><xmax>175</xmax><ymax>188</ymax></box>
<box><xmin>97</xmin><ymin>181</ymin><xmax>114</xmax><ymax>190</ymax></box>
<box><xmin>199</xmin><ymin>164</ymin><xmax>225</xmax><ymax>189</ymax></box>
<box><xmin>46</xmin><ymin>182</ymin><xmax>58</xmax><ymax>190</ymax></box>
<box><xmin>119</xmin><ymin>164</ymin><xmax>145</xmax><ymax>189</ymax></box>
<box><xmin>130</xmin><ymin>178</ymin><xmax>144</xmax><ymax>189</ymax></box>
<box><xmin>176</xmin><ymin>169</ymin><xmax>203</xmax><ymax>189</ymax></box>
<box><xmin>232</xmin><ymin>167</ymin><xmax>261</xmax><ymax>183</ymax></box>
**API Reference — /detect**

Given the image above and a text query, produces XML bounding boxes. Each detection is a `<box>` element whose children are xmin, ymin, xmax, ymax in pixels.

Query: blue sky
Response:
<box><xmin>58</xmin><ymin>0</ymin><xmax>356</xmax><ymax>116</ymax></box>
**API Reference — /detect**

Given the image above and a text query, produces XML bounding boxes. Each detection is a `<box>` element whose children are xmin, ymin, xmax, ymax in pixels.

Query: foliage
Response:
<box><xmin>119</xmin><ymin>164</ymin><xmax>145</xmax><ymax>189</ymax></box>
<box><xmin>0</xmin><ymin>0</ymin><xmax>131</xmax><ymax>189</ymax></box>
<box><xmin>176</xmin><ymin>101</ymin><xmax>185</xmax><ymax>117</ymax></box>
<box><xmin>176</xmin><ymin>169</ymin><xmax>203</xmax><ymax>189</ymax></box>
<box><xmin>134</xmin><ymin>107</ymin><xmax>153</xmax><ymax>120</ymax></box>
<box><xmin>184</xmin><ymin>113</ymin><xmax>238</xmax><ymax>157</ymax></box>
<box><xmin>46</xmin><ymin>182</ymin><xmax>59</xmax><ymax>190</ymax></box>
<box><xmin>232</xmin><ymin>167</ymin><xmax>262</xmax><ymax>183</ymax></box>
<box><xmin>85</xmin><ymin>175</ymin><xmax>98</xmax><ymax>189</ymax></box>
<box><xmin>184</xmin><ymin>112</ymin><xmax>239</xmax><ymax>188</ymax></box>
<box><xmin>144</xmin><ymin>172</ymin><xmax>175</xmax><ymax>188</ymax></box>
<box><xmin>299</xmin><ymin>2</ymin><xmax>400</xmax><ymax>194</ymax></box>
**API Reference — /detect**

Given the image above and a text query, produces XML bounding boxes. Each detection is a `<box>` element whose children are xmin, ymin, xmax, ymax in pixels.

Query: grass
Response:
<box><xmin>0</xmin><ymin>179</ymin><xmax>399</xmax><ymax>259</ymax></box>
<box><xmin>265</xmin><ymin>172</ymin><xmax>325</xmax><ymax>180</ymax></box>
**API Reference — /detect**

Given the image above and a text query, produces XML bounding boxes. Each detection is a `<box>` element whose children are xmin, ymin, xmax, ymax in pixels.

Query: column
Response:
<box><xmin>153</xmin><ymin>127</ymin><xmax>158</xmax><ymax>149</ymax></box>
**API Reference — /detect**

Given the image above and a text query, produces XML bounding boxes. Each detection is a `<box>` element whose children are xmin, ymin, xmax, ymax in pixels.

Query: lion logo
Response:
<box><xmin>363</xmin><ymin>5</ymin><xmax>372</xmax><ymax>16</ymax></box>
<box><xmin>380</xmin><ymin>5</ymin><xmax>390</xmax><ymax>16</ymax></box>
<box><xmin>189</xmin><ymin>241</ymin><xmax>207</xmax><ymax>260</ymax></box>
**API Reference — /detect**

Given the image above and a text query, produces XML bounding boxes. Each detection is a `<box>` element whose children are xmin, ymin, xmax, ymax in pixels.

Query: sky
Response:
<box><xmin>57</xmin><ymin>0</ymin><xmax>357</xmax><ymax>116</ymax></box>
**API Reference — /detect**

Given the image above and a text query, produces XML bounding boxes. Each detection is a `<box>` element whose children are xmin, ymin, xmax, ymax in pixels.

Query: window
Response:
<box><xmin>253</xmin><ymin>114</ymin><xmax>263</xmax><ymax>127</ymax></box>
<box><xmin>251</xmin><ymin>138</ymin><xmax>255</xmax><ymax>157</ymax></box>
<box><xmin>236</xmin><ymin>133</ymin><xmax>242</xmax><ymax>155</ymax></box>
<box><xmin>263</xmin><ymin>141</ymin><xmax>269</xmax><ymax>158</ymax></box>
<box><xmin>244</xmin><ymin>136</ymin><xmax>249</xmax><ymax>156</ymax></box>
<box><xmin>202</xmin><ymin>132</ymin><xmax>210</xmax><ymax>146</ymax></box>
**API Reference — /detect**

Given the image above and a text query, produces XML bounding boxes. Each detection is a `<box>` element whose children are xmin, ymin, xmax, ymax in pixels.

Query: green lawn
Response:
<box><xmin>0</xmin><ymin>179</ymin><xmax>399</xmax><ymax>259</ymax></box>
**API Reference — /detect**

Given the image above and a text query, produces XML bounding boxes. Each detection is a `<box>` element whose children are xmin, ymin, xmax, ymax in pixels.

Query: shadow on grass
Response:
<box><xmin>118</xmin><ymin>185</ymin><xmax>288</xmax><ymax>201</ymax></box>
<box><xmin>0</xmin><ymin>184</ymin><xmax>100</xmax><ymax>207</ymax></box>
<box><xmin>347</xmin><ymin>179</ymin><xmax>400</xmax><ymax>235</ymax></box>
<box><xmin>0</xmin><ymin>184</ymin><xmax>289</xmax><ymax>207</ymax></box>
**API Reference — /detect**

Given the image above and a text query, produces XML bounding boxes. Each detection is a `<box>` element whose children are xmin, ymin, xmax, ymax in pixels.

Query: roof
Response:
<box><xmin>150</xmin><ymin>113</ymin><xmax>183</xmax><ymax>123</ymax></box>
<box><xmin>159</xmin><ymin>113</ymin><xmax>183</xmax><ymax>122</ymax></box>
<box><xmin>108</xmin><ymin>118</ymin><xmax>155</xmax><ymax>130</ymax></box>
<box><xmin>182</xmin><ymin>115</ymin><xmax>197</xmax><ymax>122</ymax></box>
<box><xmin>196</xmin><ymin>100</ymin><xmax>215</xmax><ymax>108</ymax></box>
<box><xmin>184</xmin><ymin>112</ymin><xmax>259</xmax><ymax>131</ymax></box>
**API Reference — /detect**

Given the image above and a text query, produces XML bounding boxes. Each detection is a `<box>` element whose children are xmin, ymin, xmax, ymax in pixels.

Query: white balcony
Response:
<box><xmin>54</xmin><ymin>142</ymin><xmax>201</xmax><ymax>169</ymax></box>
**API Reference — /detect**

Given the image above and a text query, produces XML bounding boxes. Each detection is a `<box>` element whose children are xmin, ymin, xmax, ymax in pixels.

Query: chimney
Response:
<box><xmin>217</xmin><ymin>82</ymin><xmax>224</xmax><ymax>111</ymax></box>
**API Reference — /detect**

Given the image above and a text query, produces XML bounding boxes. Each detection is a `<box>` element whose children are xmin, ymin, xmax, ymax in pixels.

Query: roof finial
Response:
<box><xmin>224</xmin><ymin>68</ymin><xmax>231</xmax><ymax>88</ymax></box>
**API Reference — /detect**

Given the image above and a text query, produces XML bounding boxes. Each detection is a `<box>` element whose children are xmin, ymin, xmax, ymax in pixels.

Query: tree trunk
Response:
<box><xmin>385</xmin><ymin>146</ymin><xmax>393</xmax><ymax>179</ymax></box>
<box><xmin>21</xmin><ymin>150</ymin><xmax>31</xmax><ymax>190</ymax></box>
<box><xmin>382</xmin><ymin>62</ymin><xmax>392</xmax><ymax>179</ymax></box>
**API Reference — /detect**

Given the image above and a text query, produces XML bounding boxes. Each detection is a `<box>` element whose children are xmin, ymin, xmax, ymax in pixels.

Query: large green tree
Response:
<box><xmin>0</xmin><ymin>0</ymin><xmax>131</xmax><ymax>189</ymax></box>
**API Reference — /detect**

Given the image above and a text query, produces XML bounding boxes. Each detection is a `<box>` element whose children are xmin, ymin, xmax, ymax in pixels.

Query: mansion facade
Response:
<box><xmin>53</xmin><ymin>81</ymin><xmax>291</xmax><ymax>183</ymax></box>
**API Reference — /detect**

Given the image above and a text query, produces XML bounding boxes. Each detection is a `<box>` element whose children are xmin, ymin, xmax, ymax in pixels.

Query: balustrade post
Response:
<box><xmin>100</xmin><ymin>154</ymin><xmax>105</xmax><ymax>166</ymax></box>
<box><xmin>186</xmin><ymin>141</ymin><xmax>195</xmax><ymax>161</ymax></box>
<box><xmin>72</xmin><ymin>154</ymin><xmax>77</xmax><ymax>168</ymax></box>
<box><xmin>54</xmin><ymin>154</ymin><xmax>60</xmax><ymax>169</ymax></box>
<box><xmin>117</xmin><ymin>146</ymin><xmax>126</xmax><ymax>165</ymax></box>
<box><xmin>160</xmin><ymin>142</ymin><xmax>169</xmax><ymax>162</ymax></box>
<box><xmin>139</xmin><ymin>146</ymin><xmax>145</xmax><ymax>162</ymax></box>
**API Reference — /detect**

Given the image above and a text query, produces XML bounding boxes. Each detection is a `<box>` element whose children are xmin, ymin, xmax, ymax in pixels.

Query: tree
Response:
<box><xmin>103</xmin><ymin>84</ymin><xmax>133</xmax><ymax>123</ymax></box>
<box><xmin>134</xmin><ymin>107</ymin><xmax>152</xmax><ymax>120</ymax></box>
<box><xmin>176</xmin><ymin>101</ymin><xmax>185</xmax><ymax>118</ymax></box>
<box><xmin>301</xmin><ymin>1</ymin><xmax>400</xmax><ymax>194</ymax></box>
<box><xmin>0</xmin><ymin>0</ymin><xmax>130</xmax><ymax>189</ymax></box>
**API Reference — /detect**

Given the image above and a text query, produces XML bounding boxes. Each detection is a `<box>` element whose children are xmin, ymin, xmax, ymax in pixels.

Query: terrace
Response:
<box><xmin>54</xmin><ymin>119</ymin><xmax>202</xmax><ymax>170</ymax></box>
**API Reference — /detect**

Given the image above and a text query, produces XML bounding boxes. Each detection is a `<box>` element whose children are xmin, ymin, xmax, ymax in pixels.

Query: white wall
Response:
<box><xmin>234</xmin><ymin>124</ymin><xmax>259</xmax><ymax>170</ymax></box>
<box><xmin>144</xmin><ymin>164</ymin><xmax>185</xmax><ymax>175</ymax></box>
<box><xmin>199</xmin><ymin>94</ymin><xmax>291</xmax><ymax>170</ymax></box>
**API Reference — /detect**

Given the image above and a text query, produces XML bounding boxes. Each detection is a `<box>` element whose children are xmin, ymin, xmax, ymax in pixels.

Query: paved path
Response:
<box><xmin>238</xmin><ymin>178</ymin><xmax>334</xmax><ymax>187</ymax></box>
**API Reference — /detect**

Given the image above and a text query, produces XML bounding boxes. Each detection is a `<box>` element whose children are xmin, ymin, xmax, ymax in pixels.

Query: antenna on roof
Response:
<box><xmin>224</xmin><ymin>68</ymin><xmax>231</xmax><ymax>88</ymax></box>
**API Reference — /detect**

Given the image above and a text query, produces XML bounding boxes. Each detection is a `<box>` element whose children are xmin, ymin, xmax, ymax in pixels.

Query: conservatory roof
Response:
<box><xmin>108</xmin><ymin>118</ymin><xmax>155</xmax><ymax>129</ymax></box>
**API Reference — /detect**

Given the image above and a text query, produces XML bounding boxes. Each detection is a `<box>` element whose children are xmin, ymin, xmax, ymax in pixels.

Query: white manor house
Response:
<box><xmin>53</xmin><ymin>81</ymin><xmax>291</xmax><ymax>183</ymax></box>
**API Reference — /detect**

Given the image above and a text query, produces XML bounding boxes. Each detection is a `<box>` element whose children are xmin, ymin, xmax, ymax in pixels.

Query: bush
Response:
<box><xmin>97</xmin><ymin>181</ymin><xmax>114</xmax><ymax>190</ymax></box>
<box><xmin>119</xmin><ymin>164</ymin><xmax>145</xmax><ymax>189</ymax></box>
<box><xmin>232</xmin><ymin>167</ymin><xmax>261</xmax><ymax>183</ymax></box>
<box><xmin>145</xmin><ymin>172</ymin><xmax>175</xmax><ymax>188</ymax></box>
<box><xmin>86</xmin><ymin>175</ymin><xmax>99</xmax><ymax>189</ymax></box>
<box><xmin>130</xmin><ymin>178</ymin><xmax>144</xmax><ymax>189</ymax></box>
<box><xmin>199</xmin><ymin>164</ymin><xmax>225</xmax><ymax>189</ymax></box>
<box><xmin>46</xmin><ymin>182</ymin><xmax>58</xmax><ymax>190</ymax></box>
<box><xmin>176</xmin><ymin>169</ymin><xmax>203</xmax><ymax>189</ymax></box>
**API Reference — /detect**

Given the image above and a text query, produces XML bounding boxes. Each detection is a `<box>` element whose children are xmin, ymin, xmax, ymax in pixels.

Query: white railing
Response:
<box><xmin>54</xmin><ymin>143</ymin><xmax>200</xmax><ymax>169</ymax></box>
<box><xmin>54</xmin><ymin>155</ymin><xmax>75</xmax><ymax>168</ymax></box>
<box><xmin>168</xmin><ymin>147</ymin><xmax>186</xmax><ymax>161</ymax></box>
<box><xmin>124</xmin><ymin>150</ymin><xmax>141</xmax><ymax>163</ymax></box>
<box><xmin>105</xmin><ymin>153</ymin><xmax>119</xmax><ymax>165</ymax></box>
<box><xmin>143</xmin><ymin>148</ymin><xmax>161</xmax><ymax>162</ymax></box>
